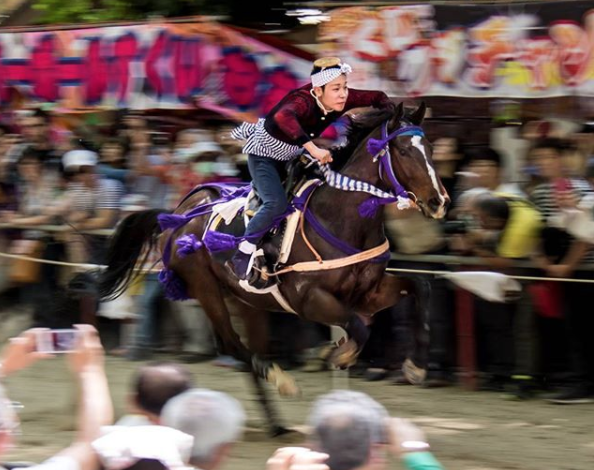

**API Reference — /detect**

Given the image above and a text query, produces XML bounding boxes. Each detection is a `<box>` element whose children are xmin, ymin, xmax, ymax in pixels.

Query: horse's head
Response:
<box><xmin>374</xmin><ymin>102</ymin><xmax>450</xmax><ymax>219</ymax></box>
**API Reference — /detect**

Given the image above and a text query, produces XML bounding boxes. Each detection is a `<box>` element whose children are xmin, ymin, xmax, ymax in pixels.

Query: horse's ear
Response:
<box><xmin>389</xmin><ymin>102</ymin><xmax>405</xmax><ymax>127</ymax></box>
<box><xmin>409</xmin><ymin>101</ymin><xmax>427</xmax><ymax>125</ymax></box>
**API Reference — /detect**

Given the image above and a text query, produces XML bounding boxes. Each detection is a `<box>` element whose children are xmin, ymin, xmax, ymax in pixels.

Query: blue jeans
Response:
<box><xmin>244</xmin><ymin>155</ymin><xmax>288</xmax><ymax>243</ymax></box>
<box><xmin>132</xmin><ymin>273</ymin><xmax>163</xmax><ymax>350</ymax></box>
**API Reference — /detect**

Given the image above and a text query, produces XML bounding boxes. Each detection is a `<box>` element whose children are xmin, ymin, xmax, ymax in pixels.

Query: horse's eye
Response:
<box><xmin>398</xmin><ymin>148</ymin><xmax>407</xmax><ymax>156</ymax></box>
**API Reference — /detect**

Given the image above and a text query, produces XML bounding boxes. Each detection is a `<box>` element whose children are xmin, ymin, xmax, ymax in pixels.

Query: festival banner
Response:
<box><xmin>319</xmin><ymin>1</ymin><xmax>594</xmax><ymax>98</ymax></box>
<box><xmin>0</xmin><ymin>20</ymin><xmax>311</xmax><ymax>112</ymax></box>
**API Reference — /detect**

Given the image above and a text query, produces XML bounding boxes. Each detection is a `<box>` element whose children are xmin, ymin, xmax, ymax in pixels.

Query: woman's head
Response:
<box><xmin>17</xmin><ymin>148</ymin><xmax>43</xmax><ymax>182</ymax></box>
<box><xmin>310</xmin><ymin>57</ymin><xmax>352</xmax><ymax>113</ymax></box>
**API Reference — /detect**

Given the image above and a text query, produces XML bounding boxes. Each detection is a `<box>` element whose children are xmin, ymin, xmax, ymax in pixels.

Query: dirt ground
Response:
<box><xmin>3</xmin><ymin>347</ymin><xmax>594</xmax><ymax>470</ymax></box>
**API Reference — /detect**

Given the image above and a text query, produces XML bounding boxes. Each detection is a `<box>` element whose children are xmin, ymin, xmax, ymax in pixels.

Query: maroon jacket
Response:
<box><xmin>264</xmin><ymin>84</ymin><xmax>393</xmax><ymax>146</ymax></box>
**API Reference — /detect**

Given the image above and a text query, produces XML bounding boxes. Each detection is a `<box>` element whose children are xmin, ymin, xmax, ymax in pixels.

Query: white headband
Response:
<box><xmin>311</xmin><ymin>63</ymin><xmax>352</xmax><ymax>88</ymax></box>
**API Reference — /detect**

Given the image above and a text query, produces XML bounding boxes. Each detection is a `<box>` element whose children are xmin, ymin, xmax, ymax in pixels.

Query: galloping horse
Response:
<box><xmin>99</xmin><ymin>102</ymin><xmax>449</xmax><ymax>434</ymax></box>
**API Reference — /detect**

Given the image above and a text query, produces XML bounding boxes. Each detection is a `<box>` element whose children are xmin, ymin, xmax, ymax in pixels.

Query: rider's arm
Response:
<box><xmin>269</xmin><ymin>94</ymin><xmax>313</xmax><ymax>146</ymax></box>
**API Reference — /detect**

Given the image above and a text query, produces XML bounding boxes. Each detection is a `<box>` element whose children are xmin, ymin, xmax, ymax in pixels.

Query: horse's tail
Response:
<box><xmin>98</xmin><ymin>209</ymin><xmax>167</xmax><ymax>301</ymax></box>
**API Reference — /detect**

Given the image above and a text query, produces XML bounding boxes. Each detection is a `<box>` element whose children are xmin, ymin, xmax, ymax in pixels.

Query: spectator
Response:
<box><xmin>116</xmin><ymin>362</ymin><xmax>194</xmax><ymax>426</ymax></box>
<box><xmin>0</xmin><ymin>325</ymin><xmax>113</xmax><ymax>470</ymax></box>
<box><xmin>160</xmin><ymin>389</ymin><xmax>246</xmax><ymax>470</ymax></box>
<box><xmin>267</xmin><ymin>390</ymin><xmax>443</xmax><ymax>470</ymax></box>
<box><xmin>62</xmin><ymin>148</ymin><xmax>124</xmax><ymax>264</ymax></box>
<box><xmin>528</xmin><ymin>138</ymin><xmax>594</xmax><ymax>403</ymax></box>
<box><xmin>465</xmin><ymin>192</ymin><xmax>543</xmax><ymax>395</ymax></box>
<box><xmin>463</xmin><ymin>146</ymin><xmax>524</xmax><ymax>196</ymax></box>
<box><xmin>97</xmin><ymin>138</ymin><xmax>132</xmax><ymax>186</ymax></box>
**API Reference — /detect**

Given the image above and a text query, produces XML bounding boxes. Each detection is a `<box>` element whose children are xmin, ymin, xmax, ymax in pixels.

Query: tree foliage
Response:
<box><xmin>32</xmin><ymin>0</ymin><xmax>230</xmax><ymax>24</ymax></box>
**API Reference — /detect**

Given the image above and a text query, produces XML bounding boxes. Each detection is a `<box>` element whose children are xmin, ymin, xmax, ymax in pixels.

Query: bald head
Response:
<box><xmin>133</xmin><ymin>362</ymin><xmax>194</xmax><ymax>418</ymax></box>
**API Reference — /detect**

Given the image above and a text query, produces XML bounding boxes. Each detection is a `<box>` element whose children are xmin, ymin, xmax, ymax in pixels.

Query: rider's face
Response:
<box><xmin>315</xmin><ymin>75</ymin><xmax>348</xmax><ymax>112</ymax></box>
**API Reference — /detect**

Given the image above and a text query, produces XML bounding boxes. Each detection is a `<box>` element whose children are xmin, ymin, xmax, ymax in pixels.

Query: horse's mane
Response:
<box><xmin>331</xmin><ymin>107</ymin><xmax>395</xmax><ymax>171</ymax></box>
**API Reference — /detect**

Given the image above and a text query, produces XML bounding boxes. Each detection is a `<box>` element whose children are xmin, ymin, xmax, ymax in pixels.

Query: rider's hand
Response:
<box><xmin>311</xmin><ymin>147</ymin><xmax>333</xmax><ymax>165</ymax></box>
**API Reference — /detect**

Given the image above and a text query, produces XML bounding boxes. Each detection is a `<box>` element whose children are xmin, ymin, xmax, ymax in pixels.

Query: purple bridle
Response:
<box><xmin>366</xmin><ymin>122</ymin><xmax>426</xmax><ymax>202</ymax></box>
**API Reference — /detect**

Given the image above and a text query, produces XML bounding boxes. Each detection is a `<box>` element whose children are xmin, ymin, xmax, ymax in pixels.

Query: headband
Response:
<box><xmin>311</xmin><ymin>63</ymin><xmax>352</xmax><ymax>88</ymax></box>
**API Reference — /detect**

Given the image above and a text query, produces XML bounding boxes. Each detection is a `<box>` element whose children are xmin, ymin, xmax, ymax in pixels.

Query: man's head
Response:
<box><xmin>132</xmin><ymin>362</ymin><xmax>194</xmax><ymax>423</ymax></box>
<box><xmin>464</xmin><ymin>146</ymin><xmax>503</xmax><ymax>191</ymax></box>
<box><xmin>21</xmin><ymin>109</ymin><xmax>51</xmax><ymax>147</ymax></box>
<box><xmin>161</xmin><ymin>389</ymin><xmax>245</xmax><ymax>470</ymax></box>
<box><xmin>529</xmin><ymin>138</ymin><xmax>566</xmax><ymax>181</ymax></box>
<box><xmin>473</xmin><ymin>194</ymin><xmax>510</xmax><ymax>231</ymax></box>
<box><xmin>62</xmin><ymin>149</ymin><xmax>99</xmax><ymax>185</ymax></box>
<box><xmin>307</xmin><ymin>390</ymin><xmax>389</xmax><ymax>470</ymax></box>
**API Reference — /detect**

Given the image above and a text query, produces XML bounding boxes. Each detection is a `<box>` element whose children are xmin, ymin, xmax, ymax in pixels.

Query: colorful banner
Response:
<box><xmin>319</xmin><ymin>2</ymin><xmax>594</xmax><ymax>98</ymax></box>
<box><xmin>0</xmin><ymin>21</ymin><xmax>311</xmax><ymax>112</ymax></box>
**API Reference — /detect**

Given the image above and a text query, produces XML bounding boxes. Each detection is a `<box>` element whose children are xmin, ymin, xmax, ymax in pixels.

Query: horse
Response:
<box><xmin>98</xmin><ymin>102</ymin><xmax>450</xmax><ymax>434</ymax></box>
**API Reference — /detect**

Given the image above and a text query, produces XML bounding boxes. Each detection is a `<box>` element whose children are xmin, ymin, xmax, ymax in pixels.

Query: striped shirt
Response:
<box><xmin>68</xmin><ymin>177</ymin><xmax>123</xmax><ymax>216</ymax></box>
<box><xmin>530</xmin><ymin>178</ymin><xmax>594</xmax><ymax>264</ymax></box>
<box><xmin>232</xmin><ymin>118</ymin><xmax>304</xmax><ymax>161</ymax></box>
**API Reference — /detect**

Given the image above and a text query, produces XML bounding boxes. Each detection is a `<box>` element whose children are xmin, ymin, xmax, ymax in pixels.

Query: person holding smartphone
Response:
<box><xmin>0</xmin><ymin>326</ymin><xmax>113</xmax><ymax>470</ymax></box>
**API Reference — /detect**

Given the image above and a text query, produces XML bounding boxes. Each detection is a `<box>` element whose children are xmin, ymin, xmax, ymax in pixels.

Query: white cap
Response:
<box><xmin>62</xmin><ymin>149</ymin><xmax>98</xmax><ymax>170</ymax></box>
<box><xmin>175</xmin><ymin>141</ymin><xmax>223</xmax><ymax>162</ymax></box>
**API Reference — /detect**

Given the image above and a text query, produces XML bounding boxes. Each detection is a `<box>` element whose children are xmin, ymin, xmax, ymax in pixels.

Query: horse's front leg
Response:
<box><xmin>300</xmin><ymin>287</ymin><xmax>369</xmax><ymax>369</ymax></box>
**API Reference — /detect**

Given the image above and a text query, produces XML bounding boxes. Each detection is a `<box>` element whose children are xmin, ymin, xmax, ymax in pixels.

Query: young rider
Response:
<box><xmin>230</xmin><ymin>57</ymin><xmax>395</xmax><ymax>279</ymax></box>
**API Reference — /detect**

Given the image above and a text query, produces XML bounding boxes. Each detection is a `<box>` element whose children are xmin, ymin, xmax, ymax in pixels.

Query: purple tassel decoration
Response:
<box><xmin>366</xmin><ymin>138</ymin><xmax>386</xmax><ymax>158</ymax></box>
<box><xmin>158</xmin><ymin>213</ymin><xmax>188</xmax><ymax>231</ymax></box>
<box><xmin>158</xmin><ymin>269</ymin><xmax>190</xmax><ymax>301</ymax></box>
<box><xmin>358</xmin><ymin>197</ymin><xmax>382</xmax><ymax>218</ymax></box>
<box><xmin>202</xmin><ymin>230</ymin><xmax>242</xmax><ymax>253</ymax></box>
<box><xmin>176</xmin><ymin>234</ymin><xmax>203</xmax><ymax>258</ymax></box>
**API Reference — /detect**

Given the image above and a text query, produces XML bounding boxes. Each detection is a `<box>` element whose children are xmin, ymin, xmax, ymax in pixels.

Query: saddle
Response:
<box><xmin>211</xmin><ymin>156</ymin><xmax>323</xmax><ymax>289</ymax></box>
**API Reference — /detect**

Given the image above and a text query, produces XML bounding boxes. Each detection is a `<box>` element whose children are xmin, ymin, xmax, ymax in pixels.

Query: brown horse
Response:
<box><xmin>99</xmin><ymin>102</ymin><xmax>449</xmax><ymax>434</ymax></box>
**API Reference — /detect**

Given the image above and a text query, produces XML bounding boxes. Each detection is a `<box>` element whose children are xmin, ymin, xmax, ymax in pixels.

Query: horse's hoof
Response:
<box><xmin>267</xmin><ymin>363</ymin><xmax>300</xmax><ymax>397</ymax></box>
<box><xmin>328</xmin><ymin>339</ymin><xmax>359</xmax><ymax>369</ymax></box>
<box><xmin>402</xmin><ymin>358</ymin><xmax>427</xmax><ymax>385</ymax></box>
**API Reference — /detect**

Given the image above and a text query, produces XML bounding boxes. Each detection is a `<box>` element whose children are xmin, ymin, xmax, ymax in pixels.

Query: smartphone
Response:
<box><xmin>35</xmin><ymin>329</ymin><xmax>79</xmax><ymax>354</ymax></box>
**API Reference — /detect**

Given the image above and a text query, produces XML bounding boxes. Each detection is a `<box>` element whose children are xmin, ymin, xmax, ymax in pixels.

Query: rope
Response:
<box><xmin>1</xmin><ymin>250</ymin><xmax>593</xmax><ymax>284</ymax></box>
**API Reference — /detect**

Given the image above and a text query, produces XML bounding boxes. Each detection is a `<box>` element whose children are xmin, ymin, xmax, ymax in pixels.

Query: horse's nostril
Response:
<box><xmin>428</xmin><ymin>197</ymin><xmax>442</xmax><ymax>212</ymax></box>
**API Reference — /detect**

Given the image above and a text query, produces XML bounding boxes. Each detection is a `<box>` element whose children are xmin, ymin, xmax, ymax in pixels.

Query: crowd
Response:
<box><xmin>0</xmin><ymin>326</ymin><xmax>445</xmax><ymax>470</ymax></box>
<box><xmin>1</xmin><ymin>106</ymin><xmax>594</xmax><ymax>406</ymax></box>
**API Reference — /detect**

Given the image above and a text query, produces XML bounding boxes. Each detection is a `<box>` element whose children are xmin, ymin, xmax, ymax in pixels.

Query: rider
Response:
<box><xmin>229</xmin><ymin>57</ymin><xmax>395</xmax><ymax>280</ymax></box>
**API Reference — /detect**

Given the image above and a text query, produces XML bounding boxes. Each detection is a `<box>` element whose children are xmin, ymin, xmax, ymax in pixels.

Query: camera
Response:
<box><xmin>35</xmin><ymin>329</ymin><xmax>79</xmax><ymax>354</ymax></box>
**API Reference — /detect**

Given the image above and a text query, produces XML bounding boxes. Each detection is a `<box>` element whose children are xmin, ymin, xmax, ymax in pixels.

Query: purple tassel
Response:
<box><xmin>158</xmin><ymin>213</ymin><xmax>188</xmax><ymax>231</ymax></box>
<box><xmin>359</xmin><ymin>197</ymin><xmax>383</xmax><ymax>218</ymax></box>
<box><xmin>203</xmin><ymin>230</ymin><xmax>241</xmax><ymax>253</ymax></box>
<box><xmin>176</xmin><ymin>234</ymin><xmax>203</xmax><ymax>258</ymax></box>
<box><xmin>158</xmin><ymin>269</ymin><xmax>190</xmax><ymax>301</ymax></box>
<box><xmin>367</xmin><ymin>138</ymin><xmax>386</xmax><ymax>158</ymax></box>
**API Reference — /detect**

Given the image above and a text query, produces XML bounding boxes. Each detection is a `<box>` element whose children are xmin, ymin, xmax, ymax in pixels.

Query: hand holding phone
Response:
<box><xmin>35</xmin><ymin>329</ymin><xmax>79</xmax><ymax>354</ymax></box>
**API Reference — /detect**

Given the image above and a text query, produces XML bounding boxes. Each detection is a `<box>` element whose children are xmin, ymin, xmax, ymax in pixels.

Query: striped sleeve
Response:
<box><xmin>96</xmin><ymin>179</ymin><xmax>123</xmax><ymax>210</ymax></box>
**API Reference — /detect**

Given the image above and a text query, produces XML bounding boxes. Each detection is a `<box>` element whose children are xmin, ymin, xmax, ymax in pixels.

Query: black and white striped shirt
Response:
<box><xmin>231</xmin><ymin>118</ymin><xmax>304</xmax><ymax>161</ymax></box>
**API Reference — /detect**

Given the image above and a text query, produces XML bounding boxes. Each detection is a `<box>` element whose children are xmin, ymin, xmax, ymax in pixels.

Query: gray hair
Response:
<box><xmin>307</xmin><ymin>390</ymin><xmax>389</xmax><ymax>470</ymax></box>
<box><xmin>160</xmin><ymin>389</ymin><xmax>245</xmax><ymax>466</ymax></box>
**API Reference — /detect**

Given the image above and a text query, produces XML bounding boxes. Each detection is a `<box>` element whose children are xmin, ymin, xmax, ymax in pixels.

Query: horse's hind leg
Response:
<box><xmin>178</xmin><ymin>261</ymin><xmax>293</xmax><ymax>435</ymax></box>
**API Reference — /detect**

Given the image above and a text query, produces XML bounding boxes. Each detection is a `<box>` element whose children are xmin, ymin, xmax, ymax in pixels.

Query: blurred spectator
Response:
<box><xmin>463</xmin><ymin>146</ymin><xmax>524</xmax><ymax>196</ymax></box>
<box><xmin>465</xmin><ymin>192</ymin><xmax>543</xmax><ymax>395</ymax></box>
<box><xmin>0</xmin><ymin>325</ymin><xmax>113</xmax><ymax>470</ymax></box>
<box><xmin>528</xmin><ymin>138</ymin><xmax>594</xmax><ymax>403</ymax></box>
<box><xmin>161</xmin><ymin>389</ymin><xmax>246</xmax><ymax>470</ymax></box>
<box><xmin>62</xmin><ymin>148</ymin><xmax>124</xmax><ymax>264</ymax></box>
<box><xmin>117</xmin><ymin>362</ymin><xmax>194</xmax><ymax>426</ymax></box>
<box><xmin>267</xmin><ymin>390</ymin><xmax>443</xmax><ymax>470</ymax></box>
<box><xmin>97</xmin><ymin>138</ymin><xmax>132</xmax><ymax>186</ymax></box>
